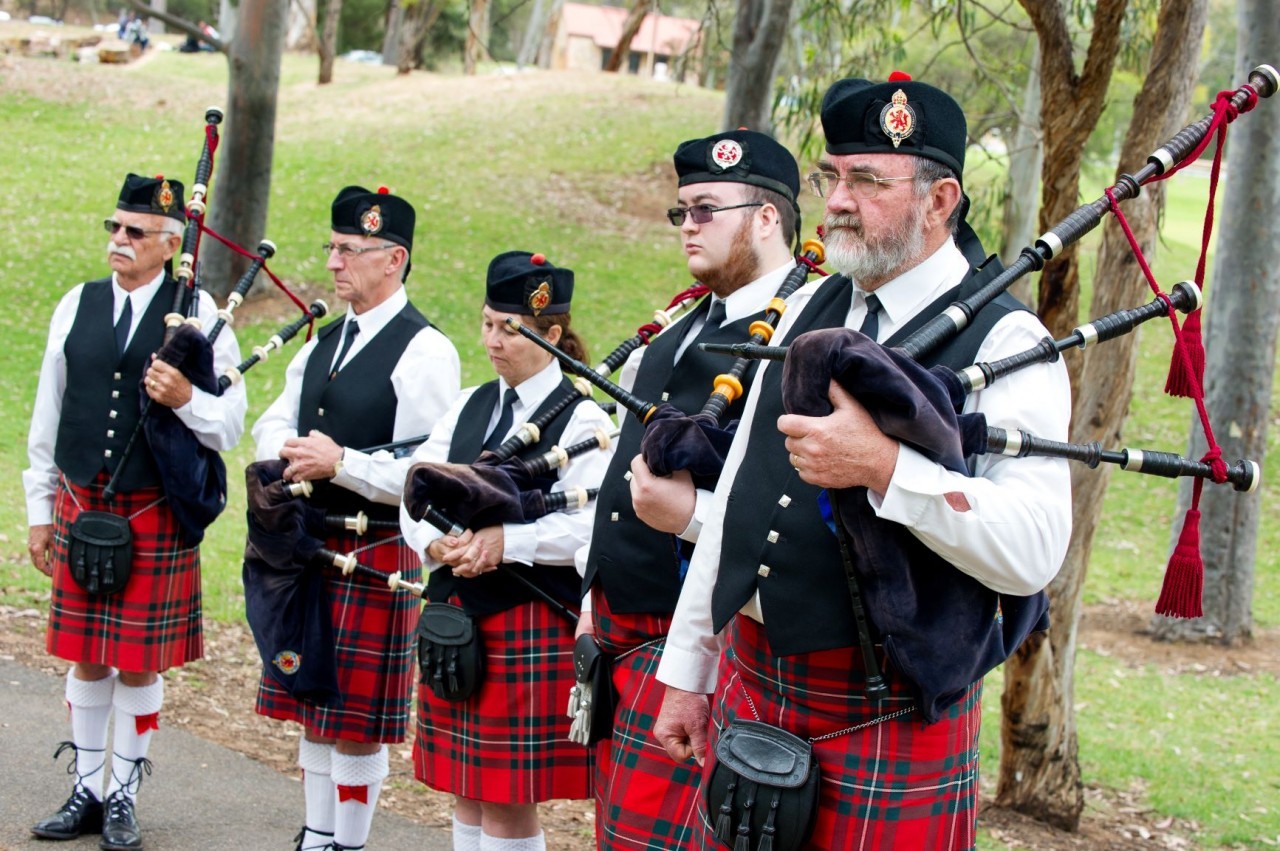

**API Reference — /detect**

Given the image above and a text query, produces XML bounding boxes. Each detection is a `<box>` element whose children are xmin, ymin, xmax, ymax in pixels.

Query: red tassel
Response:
<box><xmin>888</xmin><ymin>70</ymin><xmax>912</xmax><ymax>82</ymax></box>
<box><xmin>337</xmin><ymin>784</ymin><xmax>368</xmax><ymax>804</ymax></box>
<box><xmin>1155</xmin><ymin>509</ymin><xmax>1204</xmax><ymax>618</ymax></box>
<box><xmin>1165</xmin><ymin>311</ymin><xmax>1206</xmax><ymax>398</ymax></box>
<box><xmin>135</xmin><ymin>712</ymin><xmax>160</xmax><ymax>735</ymax></box>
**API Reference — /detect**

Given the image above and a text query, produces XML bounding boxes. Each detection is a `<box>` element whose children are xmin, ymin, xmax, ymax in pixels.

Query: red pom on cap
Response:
<box><xmin>155</xmin><ymin>174</ymin><xmax>164</xmax><ymax>179</ymax></box>
<box><xmin>530</xmin><ymin>253</ymin><xmax>546</xmax><ymax>266</ymax></box>
<box><xmin>737</xmin><ymin>126</ymin><xmax>749</xmax><ymax>131</ymax></box>
<box><xmin>377</xmin><ymin>185</ymin><xmax>390</xmax><ymax>194</ymax></box>
<box><xmin>888</xmin><ymin>70</ymin><xmax>912</xmax><ymax>82</ymax></box>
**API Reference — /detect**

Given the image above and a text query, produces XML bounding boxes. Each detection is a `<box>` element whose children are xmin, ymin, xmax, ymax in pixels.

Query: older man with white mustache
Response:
<box><xmin>24</xmin><ymin>173</ymin><xmax>246</xmax><ymax>850</ymax></box>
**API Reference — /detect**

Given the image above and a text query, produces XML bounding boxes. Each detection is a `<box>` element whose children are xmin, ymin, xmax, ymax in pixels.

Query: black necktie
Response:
<box><xmin>329</xmin><ymin>320</ymin><xmax>360</xmax><ymax>380</ymax></box>
<box><xmin>114</xmin><ymin>296</ymin><xmax>132</xmax><ymax>357</ymax></box>
<box><xmin>859</xmin><ymin>293</ymin><xmax>882</xmax><ymax>342</ymax></box>
<box><xmin>483</xmin><ymin>388</ymin><xmax>519</xmax><ymax>451</ymax></box>
<box><xmin>680</xmin><ymin>298</ymin><xmax>727</xmax><ymax>361</ymax></box>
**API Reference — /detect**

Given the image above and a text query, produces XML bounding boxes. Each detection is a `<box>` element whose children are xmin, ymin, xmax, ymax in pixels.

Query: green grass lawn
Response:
<box><xmin>1</xmin><ymin>47</ymin><xmax>1276</xmax><ymax>848</ymax></box>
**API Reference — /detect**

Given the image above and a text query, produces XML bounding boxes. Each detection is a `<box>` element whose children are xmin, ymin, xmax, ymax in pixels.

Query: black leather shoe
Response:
<box><xmin>31</xmin><ymin>785</ymin><xmax>104</xmax><ymax>839</ymax></box>
<box><xmin>99</xmin><ymin>792</ymin><xmax>142</xmax><ymax>850</ymax></box>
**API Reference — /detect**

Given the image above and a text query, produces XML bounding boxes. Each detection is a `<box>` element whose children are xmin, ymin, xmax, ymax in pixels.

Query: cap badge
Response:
<box><xmin>154</xmin><ymin>179</ymin><xmax>174</xmax><ymax>212</ymax></box>
<box><xmin>710</xmin><ymin>139</ymin><xmax>744</xmax><ymax>171</ymax></box>
<box><xmin>273</xmin><ymin>650</ymin><xmax>301</xmax><ymax>675</ymax></box>
<box><xmin>528</xmin><ymin>281</ymin><xmax>551</xmax><ymax>315</ymax></box>
<box><xmin>360</xmin><ymin>204</ymin><xmax>383</xmax><ymax>236</ymax></box>
<box><xmin>880</xmin><ymin>89</ymin><xmax>916</xmax><ymax>148</ymax></box>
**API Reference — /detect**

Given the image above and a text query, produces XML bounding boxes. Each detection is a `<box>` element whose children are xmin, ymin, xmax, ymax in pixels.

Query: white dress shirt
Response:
<box><xmin>24</xmin><ymin>270</ymin><xmax>248</xmax><ymax>525</ymax></box>
<box><xmin>400</xmin><ymin>358</ymin><xmax>616</xmax><ymax>571</ymax></box>
<box><xmin>252</xmin><ymin>286</ymin><xmax>461</xmax><ymax>506</ymax></box>
<box><xmin>657</xmin><ymin>240</ymin><xmax>1074</xmax><ymax>694</ymax></box>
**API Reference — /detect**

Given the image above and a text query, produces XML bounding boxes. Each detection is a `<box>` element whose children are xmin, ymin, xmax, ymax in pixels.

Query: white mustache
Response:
<box><xmin>108</xmin><ymin>242</ymin><xmax>136</xmax><ymax>261</ymax></box>
<box><xmin>825</xmin><ymin>214</ymin><xmax>861</xmax><ymax>233</ymax></box>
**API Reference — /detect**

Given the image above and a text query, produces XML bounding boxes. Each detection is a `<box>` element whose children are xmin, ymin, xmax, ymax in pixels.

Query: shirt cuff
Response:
<box><xmin>655</xmin><ymin>642</ymin><xmax>719</xmax><ymax>694</ymax></box>
<box><xmin>27</xmin><ymin>501</ymin><xmax>54</xmax><ymax>527</ymax></box>
<box><xmin>502</xmin><ymin>522</ymin><xmax>537</xmax><ymax>565</ymax></box>
<box><xmin>872</xmin><ymin>443</ymin><xmax>950</xmax><ymax>526</ymax></box>
<box><xmin>678</xmin><ymin>488</ymin><xmax>710</xmax><ymax>543</ymax></box>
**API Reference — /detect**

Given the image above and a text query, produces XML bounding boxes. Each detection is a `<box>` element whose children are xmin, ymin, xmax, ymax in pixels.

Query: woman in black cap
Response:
<box><xmin>400</xmin><ymin>251</ymin><xmax>614</xmax><ymax>851</ymax></box>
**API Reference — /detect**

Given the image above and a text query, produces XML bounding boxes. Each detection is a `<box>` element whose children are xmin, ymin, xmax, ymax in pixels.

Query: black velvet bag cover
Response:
<box><xmin>638</xmin><ymin>403</ymin><xmax>739</xmax><ymax>489</ymax></box>
<box><xmin>241</xmin><ymin>460</ymin><xmax>340</xmax><ymax>704</ymax></box>
<box><xmin>404</xmin><ymin>460</ymin><xmax>534</xmax><ymax>530</ymax></box>
<box><xmin>704</xmin><ymin>720</ymin><xmax>821</xmax><ymax>851</ymax></box>
<box><xmin>781</xmin><ymin>327</ymin><xmax>1049</xmax><ymax>722</ymax></box>
<box><xmin>416</xmin><ymin>602</ymin><xmax>483</xmax><ymax>702</ymax></box>
<box><xmin>567</xmin><ymin>634</ymin><xmax>617</xmax><ymax>746</ymax></box>
<box><xmin>68</xmin><ymin>511</ymin><xmax>132</xmax><ymax>595</ymax></box>
<box><xmin>143</xmin><ymin>323</ymin><xmax>228</xmax><ymax>546</ymax></box>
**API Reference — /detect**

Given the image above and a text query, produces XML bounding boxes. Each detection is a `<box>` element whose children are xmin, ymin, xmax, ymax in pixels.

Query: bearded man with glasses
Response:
<box><xmin>252</xmin><ymin>185</ymin><xmax>460</xmax><ymax>851</ymax></box>
<box><xmin>655</xmin><ymin>74</ymin><xmax>1072</xmax><ymax>849</ymax></box>
<box><xmin>25</xmin><ymin>173</ymin><xmax>247</xmax><ymax>849</ymax></box>
<box><xmin>575</xmin><ymin>129</ymin><xmax>802</xmax><ymax>850</ymax></box>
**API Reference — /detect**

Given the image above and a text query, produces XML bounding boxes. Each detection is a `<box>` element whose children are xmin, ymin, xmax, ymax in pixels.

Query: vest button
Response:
<box><xmin>109</xmin><ymin>410</ymin><xmax>118</xmax><ymax>419</ymax></box>
<box><xmin>104</xmin><ymin>449</ymin><xmax>113</xmax><ymax>458</ymax></box>
<box><xmin>610</xmin><ymin>512</ymin><xmax>619</xmax><ymax>521</ymax></box>
<box><xmin>106</xmin><ymin>429</ymin><xmax>115</xmax><ymax>438</ymax></box>
<box><xmin>777</xmin><ymin>494</ymin><xmax>792</xmax><ymax>508</ymax></box>
<box><xmin>757</xmin><ymin>565</ymin><xmax>771</xmax><ymax>577</ymax></box>
<box><xmin>318</xmin><ymin>408</ymin><xmax>325</xmax><ymax>417</ymax></box>
<box><xmin>661</xmin><ymin>392</ymin><xmax>670</xmax><ymax>401</ymax></box>
<box><xmin>766</xmin><ymin>530</ymin><xmax>779</xmax><ymax>543</ymax></box>
<box><xmin>111</xmin><ymin>390</ymin><xmax>120</xmax><ymax>399</ymax></box>
<box><xmin>113</xmin><ymin>372</ymin><xmax>122</xmax><ymax>381</ymax></box>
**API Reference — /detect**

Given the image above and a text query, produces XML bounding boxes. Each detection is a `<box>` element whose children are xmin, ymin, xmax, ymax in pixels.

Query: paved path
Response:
<box><xmin>0</xmin><ymin>658</ymin><xmax>451</xmax><ymax>851</ymax></box>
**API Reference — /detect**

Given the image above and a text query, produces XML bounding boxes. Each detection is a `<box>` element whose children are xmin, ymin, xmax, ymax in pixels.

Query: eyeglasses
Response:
<box><xmin>322</xmin><ymin>242</ymin><xmax>397</xmax><ymax>260</ymax></box>
<box><xmin>104</xmin><ymin>219</ymin><xmax>169</xmax><ymax>240</ymax></box>
<box><xmin>665</xmin><ymin>202</ymin><xmax>763</xmax><ymax>227</ymax></box>
<box><xmin>807</xmin><ymin>171</ymin><xmax>915</xmax><ymax>200</ymax></box>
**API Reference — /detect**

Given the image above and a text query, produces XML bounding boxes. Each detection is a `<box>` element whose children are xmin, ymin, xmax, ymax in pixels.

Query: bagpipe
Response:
<box><xmin>101</xmin><ymin>109</ymin><xmax>330</xmax><ymax>546</ymax></box>
<box><xmin>503</xmin><ymin>240</ymin><xmax>829</xmax><ymax>489</ymax></box>
<box><xmin>695</xmin><ymin>64</ymin><xmax>1278</xmax><ymax>627</ymax></box>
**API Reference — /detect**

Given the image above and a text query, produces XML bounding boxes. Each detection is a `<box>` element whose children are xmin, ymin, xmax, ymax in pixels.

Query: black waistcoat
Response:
<box><xmin>712</xmin><ymin>259</ymin><xmax>1030</xmax><ymax>657</ymax></box>
<box><xmin>583</xmin><ymin>297</ymin><xmax>765</xmax><ymax>614</ymax></box>
<box><xmin>297</xmin><ymin>302</ymin><xmax>431</xmax><ymax>516</ymax></box>
<box><xmin>55</xmin><ymin>277</ymin><xmax>176</xmax><ymax>491</ymax></box>
<box><xmin>427</xmin><ymin>376</ymin><xmax>588</xmax><ymax>616</ymax></box>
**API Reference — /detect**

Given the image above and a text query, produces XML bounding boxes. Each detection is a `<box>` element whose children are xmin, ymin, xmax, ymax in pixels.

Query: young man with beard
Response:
<box><xmin>653</xmin><ymin>74</ymin><xmax>1072</xmax><ymax>849</ymax></box>
<box><xmin>25</xmin><ymin>173</ymin><xmax>247</xmax><ymax>850</ymax></box>
<box><xmin>576</xmin><ymin>129</ymin><xmax>802</xmax><ymax>849</ymax></box>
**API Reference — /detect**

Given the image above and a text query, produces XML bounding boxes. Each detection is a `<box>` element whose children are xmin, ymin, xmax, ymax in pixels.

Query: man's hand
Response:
<box><xmin>574</xmin><ymin>609</ymin><xmax>595</xmax><ymax>640</ymax></box>
<box><xmin>629</xmin><ymin>455</ymin><xmax>696</xmax><ymax>534</ymax></box>
<box><xmin>431</xmin><ymin>526</ymin><xmax>504</xmax><ymax>579</ymax></box>
<box><xmin>654</xmin><ymin>686</ymin><xmax>711</xmax><ymax>766</ymax></box>
<box><xmin>280</xmin><ymin>430</ymin><xmax>344</xmax><ymax>482</ymax></box>
<box><xmin>778</xmin><ymin>379</ymin><xmax>899</xmax><ymax>492</ymax></box>
<box><xmin>28</xmin><ymin>524</ymin><xmax>54</xmax><ymax>576</ymax></box>
<box><xmin>144</xmin><ymin>357</ymin><xmax>193</xmax><ymax>409</ymax></box>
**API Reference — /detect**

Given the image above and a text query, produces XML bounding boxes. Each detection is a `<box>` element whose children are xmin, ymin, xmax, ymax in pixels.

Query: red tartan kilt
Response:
<box><xmin>412</xmin><ymin>594</ymin><xmax>590</xmax><ymax>804</ymax></box>
<box><xmin>589</xmin><ymin>586</ymin><xmax>701</xmax><ymax>849</ymax></box>
<box><xmin>255</xmin><ymin>529</ymin><xmax>419</xmax><ymax>743</ymax></box>
<box><xmin>48</xmin><ymin>474</ymin><xmax>202</xmax><ymax>673</ymax></box>
<box><xmin>695</xmin><ymin>615</ymin><xmax>982</xmax><ymax>851</ymax></box>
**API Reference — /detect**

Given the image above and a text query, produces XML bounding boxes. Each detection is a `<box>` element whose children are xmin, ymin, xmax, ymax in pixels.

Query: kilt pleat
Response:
<box><xmin>591</xmin><ymin>587</ymin><xmax>701</xmax><ymax>850</ymax></box>
<box><xmin>413</xmin><ymin>595</ymin><xmax>590</xmax><ymax>804</ymax></box>
<box><xmin>47</xmin><ymin>474</ymin><xmax>202</xmax><ymax>673</ymax></box>
<box><xmin>255</xmin><ymin>529</ymin><xmax>419</xmax><ymax>743</ymax></box>
<box><xmin>695</xmin><ymin>615</ymin><xmax>982</xmax><ymax>851</ymax></box>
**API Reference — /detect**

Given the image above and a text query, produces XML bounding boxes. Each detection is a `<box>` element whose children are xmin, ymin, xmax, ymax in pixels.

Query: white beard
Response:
<box><xmin>823</xmin><ymin>200</ymin><xmax>926</xmax><ymax>288</ymax></box>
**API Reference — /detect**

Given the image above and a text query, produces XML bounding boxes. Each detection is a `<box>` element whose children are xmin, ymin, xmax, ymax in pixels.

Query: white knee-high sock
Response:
<box><xmin>330</xmin><ymin>746</ymin><xmax>389</xmax><ymax>849</ymax></box>
<box><xmin>452</xmin><ymin>813</ymin><xmax>482</xmax><ymax>851</ymax></box>
<box><xmin>106</xmin><ymin>678</ymin><xmax>164</xmax><ymax>801</ymax></box>
<box><xmin>480</xmin><ymin>831</ymin><xmax>546</xmax><ymax>851</ymax></box>
<box><xmin>65</xmin><ymin>669</ymin><xmax>116</xmax><ymax>801</ymax></box>
<box><xmin>297</xmin><ymin>739</ymin><xmax>336</xmax><ymax>849</ymax></box>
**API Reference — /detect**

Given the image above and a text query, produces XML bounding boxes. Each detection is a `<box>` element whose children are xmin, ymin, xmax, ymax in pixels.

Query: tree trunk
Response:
<box><xmin>1001</xmin><ymin>39</ymin><xmax>1043</xmax><ymax>306</ymax></box>
<box><xmin>1152</xmin><ymin>0</ymin><xmax>1280</xmax><ymax>644</ymax></box>
<box><xmin>317</xmin><ymin>0</ymin><xmax>342</xmax><ymax>85</ymax></box>
<box><xmin>202</xmin><ymin>0</ymin><xmax>290</xmax><ymax>299</ymax></box>
<box><xmin>996</xmin><ymin>0</ymin><xmax>1208</xmax><ymax>830</ymax></box>
<box><xmin>516</xmin><ymin>0</ymin><xmax>547</xmax><ymax>68</ymax></box>
<box><xmin>464</xmin><ymin>0</ymin><xmax>490</xmax><ymax>75</ymax></box>
<box><xmin>602</xmin><ymin>0</ymin><xmax>650</xmax><ymax>73</ymax></box>
<box><xmin>218</xmin><ymin>0</ymin><xmax>237</xmax><ymax>41</ymax></box>
<box><xmin>382</xmin><ymin>0</ymin><xmax>403</xmax><ymax>65</ymax></box>
<box><xmin>288</xmin><ymin>0</ymin><xmax>319</xmax><ymax>51</ymax></box>
<box><xmin>536</xmin><ymin>0</ymin><xmax>564</xmax><ymax>69</ymax></box>
<box><xmin>721</xmin><ymin>0</ymin><xmax>796</xmax><ymax>133</ymax></box>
